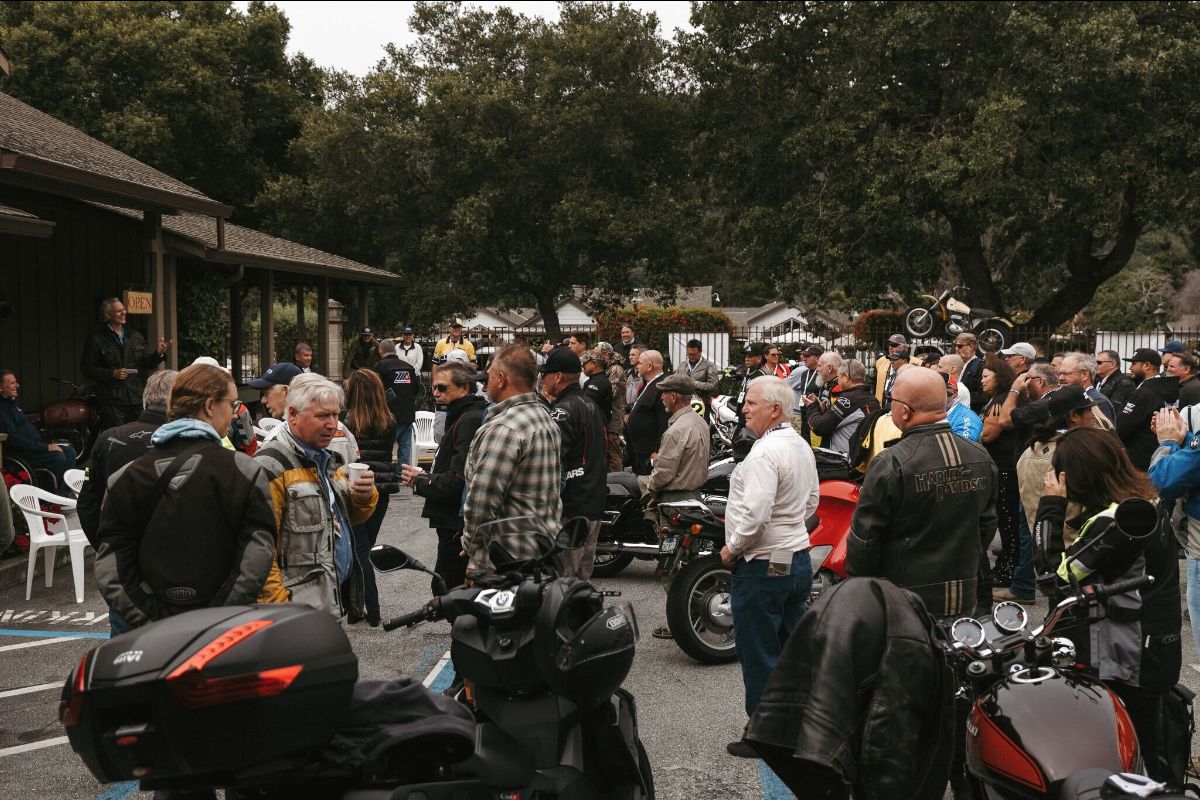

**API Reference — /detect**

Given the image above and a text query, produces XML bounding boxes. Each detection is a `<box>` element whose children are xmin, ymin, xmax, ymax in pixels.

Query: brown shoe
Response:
<box><xmin>652</xmin><ymin>626</ymin><xmax>674</xmax><ymax>639</ymax></box>
<box><xmin>992</xmin><ymin>588</ymin><xmax>1035</xmax><ymax>605</ymax></box>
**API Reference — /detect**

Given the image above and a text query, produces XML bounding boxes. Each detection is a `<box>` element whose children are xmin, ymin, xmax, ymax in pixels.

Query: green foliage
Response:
<box><xmin>1090</xmin><ymin>266</ymin><xmax>1174</xmax><ymax>330</ymax></box>
<box><xmin>0</xmin><ymin>0</ymin><xmax>325</xmax><ymax>223</ymax></box>
<box><xmin>682</xmin><ymin>1</ymin><xmax>1200</xmax><ymax>328</ymax></box>
<box><xmin>176</xmin><ymin>271</ymin><xmax>228</xmax><ymax>365</ymax></box>
<box><xmin>852</xmin><ymin>310</ymin><xmax>906</xmax><ymax>353</ymax></box>
<box><xmin>258</xmin><ymin>1</ymin><xmax>691</xmax><ymax>341</ymax></box>
<box><xmin>595</xmin><ymin>306</ymin><xmax>733</xmax><ymax>355</ymax></box>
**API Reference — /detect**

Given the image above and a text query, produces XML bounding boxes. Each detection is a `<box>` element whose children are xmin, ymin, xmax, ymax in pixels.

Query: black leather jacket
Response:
<box><xmin>79</xmin><ymin>325</ymin><xmax>164</xmax><ymax>407</ymax></box>
<box><xmin>846</xmin><ymin>421</ymin><xmax>998</xmax><ymax>618</ymax></box>
<box><xmin>550</xmin><ymin>384</ymin><xmax>607</xmax><ymax>520</ymax></box>
<box><xmin>414</xmin><ymin>395</ymin><xmax>487</xmax><ymax>530</ymax></box>
<box><xmin>746</xmin><ymin>579</ymin><xmax>955</xmax><ymax>800</ymax></box>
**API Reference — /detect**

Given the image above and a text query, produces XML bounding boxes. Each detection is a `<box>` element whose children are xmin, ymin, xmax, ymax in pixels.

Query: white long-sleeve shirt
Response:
<box><xmin>724</xmin><ymin>424</ymin><xmax>820</xmax><ymax>561</ymax></box>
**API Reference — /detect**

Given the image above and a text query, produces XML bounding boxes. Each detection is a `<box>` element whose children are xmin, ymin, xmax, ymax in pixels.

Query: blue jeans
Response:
<box><xmin>1011</xmin><ymin>502</ymin><xmax>1035</xmax><ymax>598</ymax></box>
<box><xmin>1188</xmin><ymin>555</ymin><xmax>1200</xmax><ymax>659</ymax></box>
<box><xmin>352</xmin><ymin>492</ymin><xmax>390</xmax><ymax>617</ymax></box>
<box><xmin>109</xmin><ymin>608</ymin><xmax>131</xmax><ymax>637</ymax></box>
<box><xmin>394</xmin><ymin>423</ymin><xmax>413</xmax><ymax>472</ymax></box>
<box><xmin>730</xmin><ymin>550</ymin><xmax>813</xmax><ymax>716</ymax></box>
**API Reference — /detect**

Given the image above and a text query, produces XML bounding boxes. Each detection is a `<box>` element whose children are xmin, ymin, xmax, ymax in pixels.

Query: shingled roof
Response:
<box><xmin>0</xmin><ymin>91</ymin><xmax>231</xmax><ymax>216</ymax></box>
<box><xmin>0</xmin><ymin>201</ymin><xmax>53</xmax><ymax>237</ymax></box>
<box><xmin>95</xmin><ymin>203</ymin><xmax>400</xmax><ymax>285</ymax></box>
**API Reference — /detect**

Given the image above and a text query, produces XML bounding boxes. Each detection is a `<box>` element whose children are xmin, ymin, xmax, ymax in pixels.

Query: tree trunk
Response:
<box><xmin>1026</xmin><ymin>193</ymin><xmax>1142</xmax><ymax>330</ymax></box>
<box><xmin>536</xmin><ymin>293</ymin><xmax>563</xmax><ymax>345</ymax></box>
<box><xmin>947</xmin><ymin>213</ymin><xmax>1006</xmax><ymax>315</ymax></box>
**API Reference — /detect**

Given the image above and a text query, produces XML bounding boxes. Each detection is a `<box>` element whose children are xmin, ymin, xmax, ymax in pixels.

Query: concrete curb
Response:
<box><xmin>0</xmin><ymin>547</ymin><xmax>72</xmax><ymax>591</ymax></box>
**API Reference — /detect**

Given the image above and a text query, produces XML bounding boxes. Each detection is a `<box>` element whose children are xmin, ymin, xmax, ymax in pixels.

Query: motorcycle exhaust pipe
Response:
<box><xmin>596</xmin><ymin>543</ymin><xmax>663</xmax><ymax>555</ymax></box>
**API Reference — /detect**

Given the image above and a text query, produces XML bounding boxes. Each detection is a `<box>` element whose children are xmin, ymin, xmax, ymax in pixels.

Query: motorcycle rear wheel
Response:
<box><xmin>666</xmin><ymin>555</ymin><xmax>736</xmax><ymax>664</ymax></box>
<box><xmin>974</xmin><ymin>321</ymin><xmax>1012</xmax><ymax>353</ymax></box>
<box><xmin>591</xmin><ymin>550</ymin><xmax>636</xmax><ymax>578</ymax></box>
<box><xmin>903</xmin><ymin>307</ymin><xmax>936</xmax><ymax>339</ymax></box>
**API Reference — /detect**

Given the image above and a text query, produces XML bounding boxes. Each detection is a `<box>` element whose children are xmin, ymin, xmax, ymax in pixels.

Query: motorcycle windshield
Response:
<box><xmin>474</xmin><ymin>516</ymin><xmax>585</xmax><ymax>567</ymax></box>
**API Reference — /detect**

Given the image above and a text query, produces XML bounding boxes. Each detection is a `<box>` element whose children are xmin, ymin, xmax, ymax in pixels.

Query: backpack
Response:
<box><xmin>1158</xmin><ymin>682</ymin><xmax>1198</xmax><ymax>792</ymax></box>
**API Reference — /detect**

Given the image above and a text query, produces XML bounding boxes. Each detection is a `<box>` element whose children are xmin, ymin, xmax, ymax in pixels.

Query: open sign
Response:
<box><xmin>123</xmin><ymin>291</ymin><xmax>153</xmax><ymax>314</ymax></box>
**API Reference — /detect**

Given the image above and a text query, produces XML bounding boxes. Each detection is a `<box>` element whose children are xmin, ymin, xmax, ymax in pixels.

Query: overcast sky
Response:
<box><xmin>236</xmin><ymin>1</ymin><xmax>696</xmax><ymax>76</ymax></box>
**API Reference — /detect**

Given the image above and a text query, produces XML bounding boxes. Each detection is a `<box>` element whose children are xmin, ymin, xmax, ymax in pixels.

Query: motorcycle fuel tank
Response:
<box><xmin>965</xmin><ymin>668</ymin><xmax>1138</xmax><ymax>798</ymax></box>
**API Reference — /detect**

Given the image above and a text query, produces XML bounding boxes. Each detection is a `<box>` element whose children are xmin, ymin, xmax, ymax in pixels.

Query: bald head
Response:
<box><xmin>937</xmin><ymin>354</ymin><xmax>964</xmax><ymax>376</ymax></box>
<box><xmin>890</xmin><ymin>367</ymin><xmax>949</xmax><ymax>430</ymax></box>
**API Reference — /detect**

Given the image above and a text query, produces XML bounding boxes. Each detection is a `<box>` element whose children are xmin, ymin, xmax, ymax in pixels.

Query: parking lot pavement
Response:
<box><xmin>3</xmin><ymin>486</ymin><xmax>1197</xmax><ymax>800</ymax></box>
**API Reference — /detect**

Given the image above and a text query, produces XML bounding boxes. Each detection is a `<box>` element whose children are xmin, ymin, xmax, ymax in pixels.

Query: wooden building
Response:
<box><xmin>0</xmin><ymin>90</ymin><xmax>400</xmax><ymax>410</ymax></box>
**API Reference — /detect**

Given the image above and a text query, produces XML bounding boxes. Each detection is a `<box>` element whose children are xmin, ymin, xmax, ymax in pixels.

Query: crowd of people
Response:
<box><xmin>3</xmin><ymin>297</ymin><xmax>1200</xmax><ymax>792</ymax></box>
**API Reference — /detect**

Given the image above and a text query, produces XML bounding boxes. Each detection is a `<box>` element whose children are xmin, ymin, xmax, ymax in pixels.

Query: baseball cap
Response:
<box><xmin>539</xmin><ymin>347</ymin><xmax>582</xmax><ymax>374</ymax></box>
<box><xmin>1123</xmin><ymin>348</ymin><xmax>1162</xmax><ymax>367</ymax></box>
<box><xmin>402</xmin><ymin>326</ymin><xmax>414</xmax><ymax>334</ymax></box>
<box><xmin>999</xmin><ymin>342</ymin><xmax>1036</xmax><ymax>359</ymax></box>
<box><xmin>359</xmin><ymin>327</ymin><xmax>373</xmax><ymax>336</ymax></box>
<box><xmin>801</xmin><ymin>345</ymin><xmax>825</xmax><ymax>357</ymax></box>
<box><xmin>191</xmin><ymin>356</ymin><xmax>224</xmax><ymax>371</ymax></box>
<box><xmin>887</xmin><ymin>348</ymin><xmax>911</xmax><ymax>362</ymax></box>
<box><xmin>657</xmin><ymin>373</ymin><xmax>696</xmax><ymax>394</ymax></box>
<box><xmin>1045</xmin><ymin>385</ymin><xmax>1098</xmax><ymax>418</ymax></box>
<box><xmin>887</xmin><ymin>333</ymin><xmax>908</xmax><ymax>346</ymax></box>
<box><xmin>595</xmin><ymin>341</ymin><xmax>614</xmax><ymax>355</ymax></box>
<box><xmin>743</xmin><ymin>342</ymin><xmax>765</xmax><ymax>357</ymax></box>
<box><xmin>1159</xmin><ymin>340</ymin><xmax>1186</xmax><ymax>354</ymax></box>
<box><xmin>444</xmin><ymin>348</ymin><xmax>471</xmax><ymax>365</ymax></box>
<box><xmin>448</xmin><ymin>317</ymin><xmax>464</xmax><ymax>327</ymax></box>
<box><xmin>580</xmin><ymin>349</ymin><xmax>602</xmax><ymax>365</ymax></box>
<box><xmin>248</xmin><ymin>362</ymin><xmax>302</xmax><ymax>389</ymax></box>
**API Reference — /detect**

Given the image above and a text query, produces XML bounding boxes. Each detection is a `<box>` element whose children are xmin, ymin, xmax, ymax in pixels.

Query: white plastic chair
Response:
<box><xmin>411</xmin><ymin>410</ymin><xmax>438</xmax><ymax>467</ymax></box>
<box><xmin>258</xmin><ymin>417</ymin><xmax>284</xmax><ymax>435</ymax></box>
<box><xmin>63</xmin><ymin>468</ymin><xmax>86</xmax><ymax>496</ymax></box>
<box><xmin>9</xmin><ymin>484</ymin><xmax>90</xmax><ymax>603</ymax></box>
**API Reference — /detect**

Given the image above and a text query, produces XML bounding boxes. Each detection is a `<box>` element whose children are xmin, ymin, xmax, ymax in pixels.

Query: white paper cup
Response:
<box><xmin>346</xmin><ymin>462</ymin><xmax>368</xmax><ymax>484</ymax></box>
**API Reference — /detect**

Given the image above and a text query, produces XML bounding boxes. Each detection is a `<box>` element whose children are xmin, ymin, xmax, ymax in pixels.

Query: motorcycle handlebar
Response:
<box><xmin>1090</xmin><ymin>574</ymin><xmax>1154</xmax><ymax>603</ymax></box>
<box><xmin>383</xmin><ymin>599</ymin><xmax>441</xmax><ymax>631</ymax></box>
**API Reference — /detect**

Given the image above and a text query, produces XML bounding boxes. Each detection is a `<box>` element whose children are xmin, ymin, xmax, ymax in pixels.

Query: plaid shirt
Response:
<box><xmin>463</xmin><ymin>392</ymin><xmax>562</xmax><ymax>571</ymax></box>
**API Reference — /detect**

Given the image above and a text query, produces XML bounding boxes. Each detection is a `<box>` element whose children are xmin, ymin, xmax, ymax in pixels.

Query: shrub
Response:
<box><xmin>595</xmin><ymin>306</ymin><xmax>735</xmax><ymax>357</ymax></box>
<box><xmin>852</xmin><ymin>309</ymin><xmax>905</xmax><ymax>352</ymax></box>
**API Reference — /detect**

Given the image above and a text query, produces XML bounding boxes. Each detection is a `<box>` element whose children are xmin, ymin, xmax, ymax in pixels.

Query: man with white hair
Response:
<box><xmin>807</xmin><ymin>358</ymin><xmax>879</xmax><ymax>455</ymax></box>
<box><xmin>255</xmin><ymin>374</ymin><xmax>378</xmax><ymax>616</ymax></box>
<box><xmin>625</xmin><ymin>349</ymin><xmax>669</xmax><ymax>475</ymax></box>
<box><xmin>720</xmin><ymin>377</ymin><xmax>819</xmax><ymax>758</ymax></box>
<box><xmin>1057</xmin><ymin>352</ymin><xmax>1116</xmax><ymax>423</ymax></box>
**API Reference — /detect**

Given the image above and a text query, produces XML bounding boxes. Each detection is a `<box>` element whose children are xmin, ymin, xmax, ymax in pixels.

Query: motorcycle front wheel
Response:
<box><xmin>974</xmin><ymin>320</ymin><xmax>1012</xmax><ymax>353</ymax></box>
<box><xmin>666</xmin><ymin>555</ymin><xmax>737</xmax><ymax>664</ymax></box>
<box><xmin>591</xmin><ymin>550</ymin><xmax>636</xmax><ymax>578</ymax></box>
<box><xmin>903</xmin><ymin>306</ymin><xmax>936</xmax><ymax>339</ymax></box>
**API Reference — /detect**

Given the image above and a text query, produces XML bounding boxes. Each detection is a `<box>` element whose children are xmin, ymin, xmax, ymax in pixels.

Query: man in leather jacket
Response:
<box><xmin>846</xmin><ymin>367</ymin><xmax>999</xmax><ymax>619</ymax></box>
<box><xmin>80</xmin><ymin>297</ymin><xmax>170</xmax><ymax>430</ymax></box>
<box><xmin>540</xmin><ymin>348</ymin><xmax>607</xmax><ymax>578</ymax></box>
<box><xmin>807</xmin><ymin>359</ymin><xmax>879</xmax><ymax>455</ymax></box>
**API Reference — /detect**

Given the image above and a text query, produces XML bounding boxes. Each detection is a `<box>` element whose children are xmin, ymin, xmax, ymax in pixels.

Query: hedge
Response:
<box><xmin>595</xmin><ymin>306</ymin><xmax>735</xmax><ymax>358</ymax></box>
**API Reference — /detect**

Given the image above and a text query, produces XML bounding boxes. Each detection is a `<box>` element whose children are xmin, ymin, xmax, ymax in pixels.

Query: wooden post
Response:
<box><xmin>296</xmin><ymin>286</ymin><xmax>306</xmax><ymax>338</ymax></box>
<box><xmin>144</xmin><ymin>211</ymin><xmax>166</xmax><ymax>350</ymax></box>
<box><xmin>164</xmin><ymin>254</ymin><xmax>179</xmax><ymax>370</ymax></box>
<box><xmin>357</xmin><ymin>284</ymin><xmax>369</xmax><ymax>331</ymax></box>
<box><xmin>317</xmin><ymin>278</ymin><xmax>330</xmax><ymax>377</ymax></box>
<box><xmin>260</xmin><ymin>270</ymin><xmax>275</xmax><ymax>369</ymax></box>
<box><xmin>230</xmin><ymin>278</ymin><xmax>243</xmax><ymax>382</ymax></box>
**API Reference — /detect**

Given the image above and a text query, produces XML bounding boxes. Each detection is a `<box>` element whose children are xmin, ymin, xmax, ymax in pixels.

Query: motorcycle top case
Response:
<box><xmin>60</xmin><ymin>603</ymin><xmax>357</xmax><ymax>784</ymax></box>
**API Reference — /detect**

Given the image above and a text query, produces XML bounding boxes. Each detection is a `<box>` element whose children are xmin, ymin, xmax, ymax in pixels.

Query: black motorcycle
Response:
<box><xmin>60</xmin><ymin>517</ymin><xmax>653</xmax><ymax>800</ymax></box>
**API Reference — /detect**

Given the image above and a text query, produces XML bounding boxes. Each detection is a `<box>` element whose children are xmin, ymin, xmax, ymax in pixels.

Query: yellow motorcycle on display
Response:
<box><xmin>903</xmin><ymin>287</ymin><xmax>1014</xmax><ymax>353</ymax></box>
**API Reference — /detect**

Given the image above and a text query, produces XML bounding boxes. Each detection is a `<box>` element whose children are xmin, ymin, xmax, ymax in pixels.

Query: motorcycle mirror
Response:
<box><xmin>369</xmin><ymin>544</ymin><xmax>418</xmax><ymax>572</ymax></box>
<box><xmin>1113</xmin><ymin>498</ymin><xmax>1158</xmax><ymax>539</ymax></box>
<box><xmin>556</xmin><ymin>516</ymin><xmax>592</xmax><ymax>550</ymax></box>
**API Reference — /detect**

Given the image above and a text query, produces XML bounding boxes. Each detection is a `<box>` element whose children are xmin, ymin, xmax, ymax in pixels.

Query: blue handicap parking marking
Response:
<box><xmin>96</xmin><ymin>781</ymin><xmax>138</xmax><ymax>800</ymax></box>
<box><xmin>0</xmin><ymin>628</ymin><xmax>110</xmax><ymax>639</ymax></box>
<box><xmin>758</xmin><ymin>759</ymin><xmax>794</xmax><ymax>799</ymax></box>
<box><xmin>427</xmin><ymin>660</ymin><xmax>457</xmax><ymax>694</ymax></box>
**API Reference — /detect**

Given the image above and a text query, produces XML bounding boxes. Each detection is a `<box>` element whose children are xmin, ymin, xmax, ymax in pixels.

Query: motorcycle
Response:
<box><xmin>945</xmin><ymin>498</ymin><xmax>1194</xmax><ymax>799</ymax></box>
<box><xmin>60</xmin><ymin>517</ymin><xmax>653</xmax><ymax>799</ymax></box>
<box><xmin>903</xmin><ymin>287</ymin><xmax>1014</xmax><ymax>353</ymax></box>
<box><xmin>652</xmin><ymin>449</ymin><xmax>861</xmax><ymax>665</ymax></box>
<box><xmin>35</xmin><ymin>377</ymin><xmax>99</xmax><ymax>461</ymax></box>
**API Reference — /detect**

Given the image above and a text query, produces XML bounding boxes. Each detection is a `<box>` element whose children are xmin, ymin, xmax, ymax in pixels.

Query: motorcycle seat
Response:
<box><xmin>607</xmin><ymin>471</ymin><xmax>642</xmax><ymax>498</ymax></box>
<box><xmin>452</xmin><ymin>723</ymin><xmax>536</xmax><ymax>788</ymax></box>
<box><xmin>972</xmin><ymin>307</ymin><xmax>1000</xmax><ymax>319</ymax></box>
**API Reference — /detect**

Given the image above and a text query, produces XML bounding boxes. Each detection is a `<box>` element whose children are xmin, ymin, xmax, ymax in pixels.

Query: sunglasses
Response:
<box><xmin>432</xmin><ymin>383</ymin><xmax>452</xmax><ymax>393</ymax></box>
<box><xmin>884</xmin><ymin>392</ymin><xmax>913</xmax><ymax>411</ymax></box>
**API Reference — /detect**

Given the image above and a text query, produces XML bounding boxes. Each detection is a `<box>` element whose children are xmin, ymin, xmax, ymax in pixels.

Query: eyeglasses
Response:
<box><xmin>225</xmin><ymin>399</ymin><xmax>241</xmax><ymax>412</ymax></box>
<box><xmin>1095</xmin><ymin>360</ymin><xmax>1115</xmax><ymax>365</ymax></box>
<box><xmin>884</xmin><ymin>392</ymin><xmax>913</xmax><ymax>411</ymax></box>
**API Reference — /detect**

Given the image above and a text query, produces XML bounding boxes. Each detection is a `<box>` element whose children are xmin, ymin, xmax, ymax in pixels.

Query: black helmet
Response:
<box><xmin>534</xmin><ymin>578</ymin><xmax>637</xmax><ymax>709</ymax></box>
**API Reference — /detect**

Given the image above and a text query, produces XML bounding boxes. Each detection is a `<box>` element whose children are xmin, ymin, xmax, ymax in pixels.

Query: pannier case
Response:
<box><xmin>61</xmin><ymin>604</ymin><xmax>357</xmax><ymax>784</ymax></box>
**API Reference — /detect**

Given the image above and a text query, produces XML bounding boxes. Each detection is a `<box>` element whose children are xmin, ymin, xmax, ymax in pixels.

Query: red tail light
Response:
<box><xmin>167</xmin><ymin>620</ymin><xmax>272</xmax><ymax>678</ymax></box>
<box><xmin>670</xmin><ymin>514</ymin><xmax>681</xmax><ymax>527</ymax></box>
<box><xmin>168</xmin><ymin>665</ymin><xmax>303</xmax><ymax>708</ymax></box>
<box><xmin>58</xmin><ymin>651</ymin><xmax>90</xmax><ymax>726</ymax></box>
<box><xmin>971</xmin><ymin>704</ymin><xmax>1047</xmax><ymax>793</ymax></box>
<box><xmin>1111</xmin><ymin>690</ymin><xmax>1139</xmax><ymax>771</ymax></box>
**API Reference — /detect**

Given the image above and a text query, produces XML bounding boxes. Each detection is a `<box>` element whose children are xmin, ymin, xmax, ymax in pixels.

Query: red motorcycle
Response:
<box><xmin>654</xmin><ymin>448</ymin><xmax>858</xmax><ymax>665</ymax></box>
<box><xmin>36</xmin><ymin>377</ymin><xmax>99</xmax><ymax>461</ymax></box>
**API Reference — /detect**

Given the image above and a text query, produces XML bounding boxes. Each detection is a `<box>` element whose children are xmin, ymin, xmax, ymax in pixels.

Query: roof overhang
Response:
<box><xmin>203</xmin><ymin>246</ymin><xmax>403</xmax><ymax>286</ymax></box>
<box><xmin>0</xmin><ymin>206</ymin><xmax>54</xmax><ymax>238</ymax></box>
<box><xmin>0</xmin><ymin>150</ymin><xmax>233</xmax><ymax>218</ymax></box>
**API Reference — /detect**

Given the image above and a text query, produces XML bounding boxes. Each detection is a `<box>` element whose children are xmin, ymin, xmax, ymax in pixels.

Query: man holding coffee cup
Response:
<box><xmin>255</xmin><ymin>373</ymin><xmax>378</xmax><ymax>618</ymax></box>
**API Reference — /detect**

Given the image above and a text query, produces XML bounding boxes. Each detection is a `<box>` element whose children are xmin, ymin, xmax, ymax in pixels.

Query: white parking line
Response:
<box><xmin>0</xmin><ymin>637</ymin><xmax>84</xmax><ymax>653</ymax></box>
<box><xmin>0</xmin><ymin>682</ymin><xmax>61</xmax><ymax>699</ymax></box>
<box><xmin>0</xmin><ymin>735</ymin><xmax>70</xmax><ymax>757</ymax></box>
<box><xmin>422</xmin><ymin>651</ymin><xmax>452</xmax><ymax>687</ymax></box>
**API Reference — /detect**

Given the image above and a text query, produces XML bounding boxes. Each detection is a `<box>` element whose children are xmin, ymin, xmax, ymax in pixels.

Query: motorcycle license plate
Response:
<box><xmin>660</xmin><ymin>536</ymin><xmax>679</xmax><ymax>554</ymax></box>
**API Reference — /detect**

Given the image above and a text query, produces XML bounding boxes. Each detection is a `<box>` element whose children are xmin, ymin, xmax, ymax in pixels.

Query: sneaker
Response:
<box><xmin>651</xmin><ymin>626</ymin><xmax>674</xmax><ymax>639</ymax></box>
<box><xmin>726</xmin><ymin>740</ymin><xmax>757</xmax><ymax>759</ymax></box>
<box><xmin>992</xmin><ymin>588</ymin><xmax>1035</xmax><ymax>605</ymax></box>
